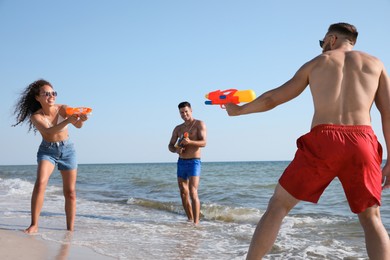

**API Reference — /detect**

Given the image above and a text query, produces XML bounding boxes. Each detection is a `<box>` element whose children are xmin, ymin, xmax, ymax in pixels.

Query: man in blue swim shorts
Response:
<box><xmin>169</xmin><ymin>101</ymin><xmax>207</xmax><ymax>225</ymax></box>
<box><xmin>177</xmin><ymin>158</ymin><xmax>201</xmax><ymax>180</ymax></box>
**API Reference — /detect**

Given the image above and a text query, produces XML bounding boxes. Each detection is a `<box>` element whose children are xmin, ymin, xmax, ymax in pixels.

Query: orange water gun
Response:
<box><xmin>66</xmin><ymin>107</ymin><xmax>93</xmax><ymax>115</ymax></box>
<box><xmin>205</xmin><ymin>89</ymin><xmax>256</xmax><ymax>108</ymax></box>
<box><xmin>174</xmin><ymin>132</ymin><xmax>189</xmax><ymax>148</ymax></box>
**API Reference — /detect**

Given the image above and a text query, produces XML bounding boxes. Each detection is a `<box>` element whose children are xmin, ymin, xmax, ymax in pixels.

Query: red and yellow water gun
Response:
<box><xmin>205</xmin><ymin>89</ymin><xmax>256</xmax><ymax>108</ymax></box>
<box><xmin>66</xmin><ymin>107</ymin><xmax>93</xmax><ymax>115</ymax></box>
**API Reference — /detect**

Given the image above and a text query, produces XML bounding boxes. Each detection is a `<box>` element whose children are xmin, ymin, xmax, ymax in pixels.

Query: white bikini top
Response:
<box><xmin>43</xmin><ymin>106</ymin><xmax>68</xmax><ymax>131</ymax></box>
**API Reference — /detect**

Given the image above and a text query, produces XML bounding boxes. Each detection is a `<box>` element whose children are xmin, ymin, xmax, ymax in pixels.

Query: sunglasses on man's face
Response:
<box><xmin>319</xmin><ymin>35</ymin><xmax>336</xmax><ymax>49</ymax></box>
<box><xmin>40</xmin><ymin>91</ymin><xmax>57</xmax><ymax>97</ymax></box>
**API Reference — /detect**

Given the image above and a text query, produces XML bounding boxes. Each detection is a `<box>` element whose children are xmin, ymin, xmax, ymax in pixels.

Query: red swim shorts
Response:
<box><xmin>279</xmin><ymin>124</ymin><xmax>383</xmax><ymax>214</ymax></box>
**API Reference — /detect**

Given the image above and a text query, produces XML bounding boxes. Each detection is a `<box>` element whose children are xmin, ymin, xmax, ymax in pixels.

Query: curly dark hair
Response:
<box><xmin>12</xmin><ymin>79</ymin><xmax>53</xmax><ymax>132</ymax></box>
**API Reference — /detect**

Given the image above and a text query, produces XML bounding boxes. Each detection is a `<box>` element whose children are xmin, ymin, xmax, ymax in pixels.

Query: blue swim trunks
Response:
<box><xmin>177</xmin><ymin>158</ymin><xmax>201</xmax><ymax>180</ymax></box>
<box><xmin>37</xmin><ymin>139</ymin><xmax>77</xmax><ymax>170</ymax></box>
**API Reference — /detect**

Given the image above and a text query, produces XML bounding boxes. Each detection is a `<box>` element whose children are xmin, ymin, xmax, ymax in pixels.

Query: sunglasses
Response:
<box><xmin>40</xmin><ymin>91</ymin><xmax>57</xmax><ymax>97</ymax></box>
<box><xmin>319</xmin><ymin>34</ymin><xmax>336</xmax><ymax>48</ymax></box>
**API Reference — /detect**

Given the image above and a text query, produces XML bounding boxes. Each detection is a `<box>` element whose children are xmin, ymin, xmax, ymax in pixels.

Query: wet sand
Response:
<box><xmin>0</xmin><ymin>229</ymin><xmax>113</xmax><ymax>260</ymax></box>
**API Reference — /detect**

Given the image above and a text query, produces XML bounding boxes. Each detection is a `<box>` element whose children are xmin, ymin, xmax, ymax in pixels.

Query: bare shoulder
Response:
<box><xmin>57</xmin><ymin>104</ymin><xmax>67</xmax><ymax>117</ymax></box>
<box><xmin>30</xmin><ymin>109</ymin><xmax>43</xmax><ymax>124</ymax></box>
<box><xmin>312</xmin><ymin>50</ymin><xmax>383</xmax><ymax>70</ymax></box>
<box><xmin>31</xmin><ymin>109</ymin><xmax>43</xmax><ymax>119</ymax></box>
<box><xmin>195</xmin><ymin>119</ymin><xmax>206</xmax><ymax>128</ymax></box>
<box><xmin>348</xmin><ymin>50</ymin><xmax>379</xmax><ymax>58</ymax></box>
<box><xmin>309</xmin><ymin>51</ymin><xmax>341</xmax><ymax>65</ymax></box>
<box><xmin>173</xmin><ymin>123</ymin><xmax>184</xmax><ymax>132</ymax></box>
<box><xmin>347</xmin><ymin>51</ymin><xmax>384</xmax><ymax>74</ymax></box>
<box><xmin>347</xmin><ymin>50</ymin><xmax>380</xmax><ymax>60</ymax></box>
<box><xmin>298</xmin><ymin>54</ymin><xmax>328</xmax><ymax>72</ymax></box>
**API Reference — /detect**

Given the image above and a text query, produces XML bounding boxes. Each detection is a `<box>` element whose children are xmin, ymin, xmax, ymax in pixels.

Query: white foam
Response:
<box><xmin>271</xmin><ymin>214</ymin><xmax>367</xmax><ymax>259</ymax></box>
<box><xmin>0</xmin><ymin>178</ymin><xmax>33</xmax><ymax>196</ymax></box>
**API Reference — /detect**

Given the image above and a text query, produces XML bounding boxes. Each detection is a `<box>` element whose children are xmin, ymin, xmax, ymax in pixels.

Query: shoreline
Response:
<box><xmin>0</xmin><ymin>229</ymin><xmax>113</xmax><ymax>260</ymax></box>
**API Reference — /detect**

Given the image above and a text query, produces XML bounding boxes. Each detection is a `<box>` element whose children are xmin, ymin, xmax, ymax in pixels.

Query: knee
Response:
<box><xmin>34</xmin><ymin>180</ymin><xmax>48</xmax><ymax>193</ymax></box>
<box><xmin>179</xmin><ymin>187</ymin><xmax>189</xmax><ymax>198</ymax></box>
<box><xmin>267</xmin><ymin>195</ymin><xmax>293</xmax><ymax>216</ymax></box>
<box><xmin>266</xmin><ymin>185</ymin><xmax>299</xmax><ymax>215</ymax></box>
<box><xmin>189</xmin><ymin>188</ymin><xmax>198</xmax><ymax>199</ymax></box>
<box><xmin>63</xmin><ymin>189</ymin><xmax>77</xmax><ymax>201</ymax></box>
<box><xmin>358</xmin><ymin>206</ymin><xmax>381</xmax><ymax>227</ymax></box>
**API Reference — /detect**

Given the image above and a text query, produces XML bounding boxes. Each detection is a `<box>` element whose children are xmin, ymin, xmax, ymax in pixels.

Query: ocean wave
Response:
<box><xmin>0</xmin><ymin>177</ymin><xmax>62</xmax><ymax>198</ymax></box>
<box><xmin>201</xmin><ymin>203</ymin><xmax>261</xmax><ymax>224</ymax></box>
<box><xmin>0</xmin><ymin>178</ymin><xmax>33</xmax><ymax>196</ymax></box>
<box><xmin>127</xmin><ymin>197</ymin><xmax>181</xmax><ymax>214</ymax></box>
<box><xmin>127</xmin><ymin>197</ymin><xmax>261</xmax><ymax>224</ymax></box>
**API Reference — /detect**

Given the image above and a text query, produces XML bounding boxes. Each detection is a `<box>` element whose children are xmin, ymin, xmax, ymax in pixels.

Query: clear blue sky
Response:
<box><xmin>1</xmin><ymin>0</ymin><xmax>389</xmax><ymax>165</ymax></box>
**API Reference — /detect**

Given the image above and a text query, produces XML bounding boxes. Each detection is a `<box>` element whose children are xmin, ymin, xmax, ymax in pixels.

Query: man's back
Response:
<box><xmin>225</xmin><ymin>23</ymin><xmax>390</xmax><ymax>260</ymax></box>
<box><xmin>308</xmin><ymin>50</ymin><xmax>384</xmax><ymax>128</ymax></box>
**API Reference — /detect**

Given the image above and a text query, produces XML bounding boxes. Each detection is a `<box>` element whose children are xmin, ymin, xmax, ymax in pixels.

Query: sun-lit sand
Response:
<box><xmin>0</xmin><ymin>229</ymin><xmax>113</xmax><ymax>260</ymax></box>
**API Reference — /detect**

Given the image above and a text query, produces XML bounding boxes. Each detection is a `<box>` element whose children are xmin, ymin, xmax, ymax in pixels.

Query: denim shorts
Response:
<box><xmin>37</xmin><ymin>139</ymin><xmax>77</xmax><ymax>170</ymax></box>
<box><xmin>177</xmin><ymin>158</ymin><xmax>201</xmax><ymax>180</ymax></box>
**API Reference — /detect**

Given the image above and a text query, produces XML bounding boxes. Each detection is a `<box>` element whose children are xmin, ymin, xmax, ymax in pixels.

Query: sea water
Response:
<box><xmin>0</xmin><ymin>161</ymin><xmax>389</xmax><ymax>259</ymax></box>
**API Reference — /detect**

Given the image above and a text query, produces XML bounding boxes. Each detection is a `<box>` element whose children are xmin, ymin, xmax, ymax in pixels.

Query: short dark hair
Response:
<box><xmin>328</xmin><ymin>22</ymin><xmax>358</xmax><ymax>45</ymax></box>
<box><xmin>178</xmin><ymin>101</ymin><xmax>191</xmax><ymax>109</ymax></box>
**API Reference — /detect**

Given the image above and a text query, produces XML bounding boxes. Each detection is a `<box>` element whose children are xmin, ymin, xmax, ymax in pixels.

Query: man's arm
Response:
<box><xmin>375</xmin><ymin>65</ymin><xmax>390</xmax><ymax>189</ymax></box>
<box><xmin>225</xmin><ymin>60</ymin><xmax>312</xmax><ymax>116</ymax></box>
<box><xmin>168</xmin><ymin>126</ymin><xmax>181</xmax><ymax>153</ymax></box>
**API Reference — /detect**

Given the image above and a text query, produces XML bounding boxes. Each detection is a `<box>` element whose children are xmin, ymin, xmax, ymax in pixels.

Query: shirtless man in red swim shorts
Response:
<box><xmin>225</xmin><ymin>22</ymin><xmax>390</xmax><ymax>260</ymax></box>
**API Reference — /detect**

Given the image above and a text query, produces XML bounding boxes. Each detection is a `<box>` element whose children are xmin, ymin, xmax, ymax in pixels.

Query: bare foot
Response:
<box><xmin>24</xmin><ymin>225</ymin><xmax>38</xmax><ymax>234</ymax></box>
<box><xmin>66</xmin><ymin>222</ymin><xmax>75</xmax><ymax>231</ymax></box>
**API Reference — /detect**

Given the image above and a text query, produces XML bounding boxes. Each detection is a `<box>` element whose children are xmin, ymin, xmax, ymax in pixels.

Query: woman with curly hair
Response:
<box><xmin>13</xmin><ymin>79</ymin><xmax>89</xmax><ymax>233</ymax></box>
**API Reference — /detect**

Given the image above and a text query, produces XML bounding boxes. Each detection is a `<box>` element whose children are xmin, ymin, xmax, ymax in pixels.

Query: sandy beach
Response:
<box><xmin>0</xmin><ymin>229</ymin><xmax>113</xmax><ymax>260</ymax></box>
